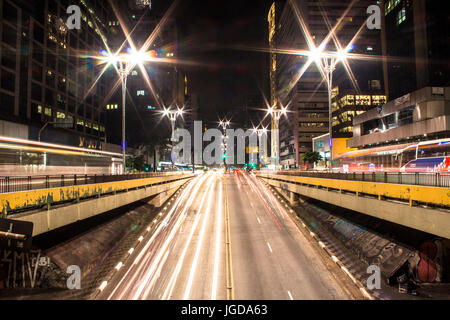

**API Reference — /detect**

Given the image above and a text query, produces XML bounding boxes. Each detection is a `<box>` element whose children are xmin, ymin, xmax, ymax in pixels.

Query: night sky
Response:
<box><xmin>114</xmin><ymin>0</ymin><xmax>273</xmax><ymax>144</ymax></box>
<box><xmin>172</xmin><ymin>0</ymin><xmax>273</xmax><ymax>123</ymax></box>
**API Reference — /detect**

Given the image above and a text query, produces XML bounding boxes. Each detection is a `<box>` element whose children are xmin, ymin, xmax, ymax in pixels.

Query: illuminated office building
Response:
<box><xmin>0</xmin><ymin>0</ymin><xmax>114</xmax><ymax>149</ymax></box>
<box><xmin>381</xmin><ymin>0</ymin><xmax>450</xmax><ymax>100</ymax></box>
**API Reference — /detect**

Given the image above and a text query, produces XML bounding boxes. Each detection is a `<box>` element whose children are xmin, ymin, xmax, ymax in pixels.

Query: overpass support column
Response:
<box><xmin>274</xmin><ymin>186</ymin><xmax>298</xmax><ymax>206</ymax></box>
<box><xmin>288</xmin><ymin>190</ymin><xmax>298</xmax><ymax>206</ymax></box>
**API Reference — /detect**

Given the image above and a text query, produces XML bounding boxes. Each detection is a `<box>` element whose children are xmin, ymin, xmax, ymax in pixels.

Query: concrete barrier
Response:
<box><xmin>260</xmin><ymin>175</ymin><xmax>450</xmax><ymax>239</ymax></box>
<box><xmin>13</xmin><ymin>178</ymin><xmax>189</xmax><ymax>236</ymax></box>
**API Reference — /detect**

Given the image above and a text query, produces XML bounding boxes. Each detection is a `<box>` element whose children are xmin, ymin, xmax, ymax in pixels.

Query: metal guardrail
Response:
<box><xmin>0</xmin><ymin>172</ymin><xmax>188</xmax><ymax>194</ymax></box>
<box><xmin>274</xmin><ymin>171</ymin><xmax>450</xmax><ymax>188</ymax></box>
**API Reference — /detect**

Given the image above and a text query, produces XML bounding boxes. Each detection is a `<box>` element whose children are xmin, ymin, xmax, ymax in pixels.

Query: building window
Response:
<box><xmin>2</xmin><ymin>24</ymin><xmax>17</xmax><ymax>48</ymax></box>
<box><xmin>137</xmin><ymin>90</ymin><xmax>145</xmax><ymax>96</ymax></box>
<box><xmin>397</xmin><ymin>8</ymin><xmax>406</xmax><ymax>25</ymax></box>
<box><xmin>44</xmin><ymin>107</ymin><xmax>52</xmax><ymax>117</ymax></box>
<box><xmin>106</xmin><ymin>104</ymin><xmax>118</xmax><ymax>110</ymax></box>
<box><xmin>372</xmin><ymin>95</ymin><xmax>387</xmax><ymax>105</ymax></box>
<box><xmin>368</xmin><ymin>80</ymin><xmax>381</xmax><ymax>90</ymax></box>
<box><xmin>1</xmin><ymin>69</ymin><xmax>15</xmax><ymax>92</ymax></box>
<box><xmin>338</xmin><ymin>95</ymin><xmax>355</xmax><ymax>107</ymax></box>
<box><xmin>355</xmin><ymin>95</ymin><xmax>371</xmax><ymax>106</ymax></box>
<box><xmin>300</xmin><ymin>122</ymin><xmax>326</xmax><ymax>128</ymax></box>
<box><xmin>3</xmin><ymin>1</ymin><xmax>18</xmax><ymax>25</ymax></box>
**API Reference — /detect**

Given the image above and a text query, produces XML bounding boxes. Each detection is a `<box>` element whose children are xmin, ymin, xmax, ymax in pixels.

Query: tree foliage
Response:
<box><xmin>302</xmin><ymin>151</ymin><xmax>323</xmax><ymax>165</ymax></box>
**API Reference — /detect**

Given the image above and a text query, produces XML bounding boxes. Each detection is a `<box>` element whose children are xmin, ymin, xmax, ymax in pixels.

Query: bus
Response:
<box><xmin>335</xmin><ymin>138</ymin><xmax>450</xmax><ymax>173</ymax></box>
<box><xmin>0</xmin><ymin>136</ymin><xmax>123</xmax><ymax>176</ymax></box>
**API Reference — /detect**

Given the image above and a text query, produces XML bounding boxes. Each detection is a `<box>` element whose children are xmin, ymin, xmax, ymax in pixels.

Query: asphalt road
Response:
<box><xmin>98</xmin><ymin>170</ymin><xmax>350</xmax><ymax>300</ymax></box>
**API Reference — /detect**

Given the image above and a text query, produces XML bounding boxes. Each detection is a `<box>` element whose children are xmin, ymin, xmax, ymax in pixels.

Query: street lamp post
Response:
<box><xmin>254</xmin><ymin>126</ymin><xmax>268</xmax><ymax>166</ymax></box>
<box><xmin>98</xmin><ymin>47</ymin><xmax>152</xmax><ymax>173</ymax></box>
<box><xmin>308</xmin><ymin>47</ymin><xmax>349</xmax><ymax>169</ymax></box>
<box><xmin>163</xmin><ymin>108</ymin><xmax>183</xmax><ymax>171</ymax></box>
<box><xmin>118</xmin><ymin>60</ymin><xmax>134</xmax><ymax>173</ymax></box>
<box><xmin>267</xmin><ymin>106</ymin><xmax>287</xmax><ymax>170</ymax></box>
<box><xmin>324</xmin><ymin>58</ymin><xmax>336</xmax><ymax>169</ymax></box>
<box><xmin>167</xmin><ymin>111</ymin><xmax>178</xmax><ymax>142</ymax></box>
<box><xmin>219</xmin><ymin>120</ymin><xmax>230</xmax><ymax>168</ymax></box>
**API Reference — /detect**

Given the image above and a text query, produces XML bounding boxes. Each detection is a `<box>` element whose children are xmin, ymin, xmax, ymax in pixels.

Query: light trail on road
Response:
<box><xmin>98</xmin><ymin>171</ymin><xmax>352</xmax><ymax>300</ymax></box>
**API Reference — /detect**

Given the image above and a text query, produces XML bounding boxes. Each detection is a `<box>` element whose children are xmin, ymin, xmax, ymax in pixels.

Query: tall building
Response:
<box><xmin>0</xmin><ymin>0</ymin><xmax>114</xmax><ymax>149</ymax></box>
<box><xmin>381</xmin><ymin>0</ymin><xmax>450</xmax><ymax>101</ymax></box>
<box><xmin>269</xmin><ymin>0</ymin><xmax>385</xmax><ymax>168</ymax></box>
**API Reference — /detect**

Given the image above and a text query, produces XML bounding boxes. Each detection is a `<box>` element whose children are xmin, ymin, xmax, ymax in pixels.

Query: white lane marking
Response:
<box><xmin>257</xmin><ymin>217</ymin><xmax>261</xmax><ymax>224</ymax></box>
<box><xmin>267</xmin><ymin>242</ymin><xmax>273</xmax><ymax>253</ymax></box>
<box><xmin>331</xmin><ymin>255</ymin><xmax>339</xmax><ymax>263</ymax></box>
<box><xmin>341</xmin><ymin>266</ymin><xmax>357</xmax><ymax>284</ymax></box>
<box><xmin>115</xmin><ymin>262</ymin><xmax>123</xmax><ymax>271</ymax></box>
<box><xmin>287</xmin><ymin>290</ymin><xmax>294</xmax><ymax>300</ymax></box>
<box><xmin>99</xmin><ymin>281</ymin><xmax>108</xmax><ymax>291</ymax></box>
<box><xmin>128</xmin><ymin>248</ymin><xmax>134</xmax><ymax>255</ymax></box>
